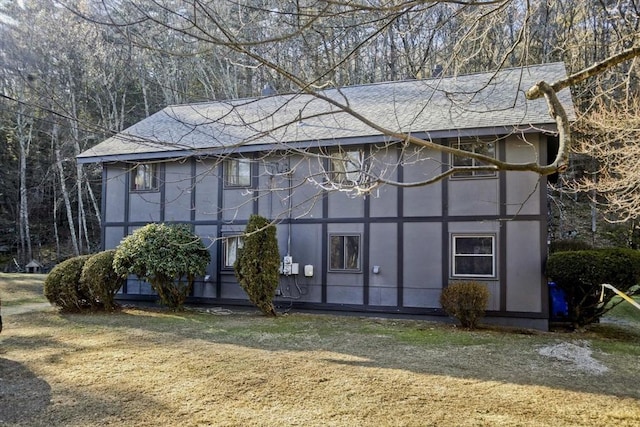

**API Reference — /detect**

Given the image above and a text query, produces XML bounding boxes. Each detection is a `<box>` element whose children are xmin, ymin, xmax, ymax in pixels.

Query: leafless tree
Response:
<box><xmin>3</xmin><ymin>0</ymin><xmax>640</xmax><ymax>256</ymax></box>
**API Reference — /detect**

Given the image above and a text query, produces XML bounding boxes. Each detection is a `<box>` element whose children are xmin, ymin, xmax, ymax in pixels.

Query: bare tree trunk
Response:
<box><xmin>84</xmin><ymin>174</ymin><xmax>102</xmax><ymax>230</ymax></box>
<box><xmin>69</xmin><ymin>93</ymin><xmax>91</xmax><ymax>253</ymax></box>
<box><xmin>53</xmin><ymin>123</ymin><xmax>80</xmax><ymax>256</ymax></box>
<box><xmin>17</xmin><ymin>109</ymin><xmax>32</xmax><ymax>265</ymax></box>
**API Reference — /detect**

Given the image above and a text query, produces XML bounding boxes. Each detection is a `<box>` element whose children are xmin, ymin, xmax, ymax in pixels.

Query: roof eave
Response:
<box><xmin>76</xmin><ymin>123</ymin><xmax>560</xmax><ymax>164</ymax></box>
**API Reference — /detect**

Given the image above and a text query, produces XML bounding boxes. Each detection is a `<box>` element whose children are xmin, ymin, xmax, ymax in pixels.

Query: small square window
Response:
<box><xmin>225</xmin><ymin>158</ymin><xmax>251</xmax><ymax>187</ymax></box>
<box><xmin>451</xmin><ymin>141</ymin><xmax>496</xmax><ymax>177</ymax></box>
<box><xmin>452</xmin><ymin>235</ymin><xmax>495</xmax><ymax>277</ymax></box>
<box><xmin>329</xmin><ymin>234</ymin><xmax>361</xmax><ymax>271</ymax></box>
<box><xmin>131</xmin><ymin>163</ymin><xmax>158</xmax><ymax>191</ymax></box>
<box><xmin>223</xmin><ymin>235</ymin><xmax>244</xmax><ymax>268</ymax></box>
<box><xmin>331</xmin><ymin>150</ymin><xmax>364</xmax><ymax>186</ymax></box>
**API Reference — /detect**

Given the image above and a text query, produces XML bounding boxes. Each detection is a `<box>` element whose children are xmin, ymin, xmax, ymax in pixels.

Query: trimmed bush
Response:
<box><xmin>234</xmin><ymin>214</ymin><xmax>281</xmax><ymax>316</ymax></box>
<box><xmin>80</xmin><ymin>250</ymin><xmax>125</xmax><ymax>311</ymax></box>
<box><xmin>44</xmin><ymin>255</ymin><xmax>92</xmax><ymax>312</ymax></box>
<box><xmin>113</xmin><ymin>223</ymin><xmax>211</xmax><ymax>310</ymax></box>
<box><xmin>546</xmin><ymin>248</ymin><xmax>640</xmax><ymax>327</ymax></box>
<box><xmin>440</xmin><ymin>281</ymin><xmax>490</xmax><ymax>329</ymax></box>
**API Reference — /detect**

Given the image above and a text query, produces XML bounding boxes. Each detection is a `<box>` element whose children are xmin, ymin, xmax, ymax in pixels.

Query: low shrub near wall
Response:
<box><xmin>44</xmin><ymin>255</ymin><xmax>92</xmax><ymax>312</ymax></box>
<box><xmin>440</xmin><ymin>281</ymin><xmax>490</xmax><ymax>329</ymax></box>
<box><xmin>546</xmin><ymin>248</ymin><xmax>640</xmax><ymax>327</ymax></box>
<box><xmin>79</xmin><ymin>250</ymin><xmax>124</xmax><ymax>311</ymax></box>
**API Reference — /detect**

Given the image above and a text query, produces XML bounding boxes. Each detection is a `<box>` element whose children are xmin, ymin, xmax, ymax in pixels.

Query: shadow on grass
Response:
<box><xmin>15</xmin><ymin>307</ymin><xmax>640</xmax><ymax>401</ymax></box>
<box><xmin>0</xmin><ymin>358</ymin><xmax>51</xmax><ymax>424</ymax></box>
<box><xmin>1</xmin><ymin>329</ymin><xmax>170</xmax><ymax>425</ymax></box>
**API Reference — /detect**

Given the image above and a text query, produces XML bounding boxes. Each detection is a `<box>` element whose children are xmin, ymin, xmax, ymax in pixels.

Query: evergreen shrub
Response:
<box><xmin>546</xmin><ymin>248</ymin><xmax>640</xmax><ymax>327</ymax></box>
<box><xmin>80</xmin><ymin>250</ymin><xmax>124</xmax><ymax>311</ymax></box>
<box><xmin>113</xmin><ymin>223</ymin><xmax>210</xmax><ymax>310</ymax></box>
<box><xmin>44</xmin><ymin>255</ymin><xmax>92</xmax><ymax>312</ymax></box>
<box><xmin>234</xmin><ymin>214</ymin><xmax>281</xmax><ymax>316</ymax></box>
<box><xmin>440</xmin><ymin>281</ymin><xmax>490</xmax><ymax>329</ymax></box>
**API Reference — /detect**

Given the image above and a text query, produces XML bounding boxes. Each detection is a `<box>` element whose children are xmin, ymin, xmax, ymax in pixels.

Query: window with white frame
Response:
<box><xmin>329</xmin><ymin>234</ymin><xmax>361</xmax><ymax>271</ymax></box>
<box><xmin>451</xmin><ymin>140</ymin><xmax>496</xmax><ymax>177</ymax></box>
<box><xmin>224</xmin><ymin>158</ymin><xmax>251</xmax><ymax>187</ymax></box>
<box><xmin>131</xmin><ymin>163</ymin><xmax>158</xmax><ymax>191</ymax></box>
<box><xmin>223</xmin><ymin>235</ymin><xmax>244</xmax><ymax>268</ymax></box>
<box><xmin>330</xmin><ymin>149</ymin><xmax>364</xmax><ymax>186</ymax></box>
<box><xmin>451</xmin><ymin>235</ymin><xmax>495</xmax><ymax>277</ymax></box>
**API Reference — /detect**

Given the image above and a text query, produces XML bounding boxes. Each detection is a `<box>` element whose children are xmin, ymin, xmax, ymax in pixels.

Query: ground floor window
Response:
<box><xmin>329</xmin><ymin>234</ymin><xmax>361</xmax><ymax>271</ymax></box>
<box><xmin>451</xmin><ymin>235</ymin><xmax>495</xmax><ymax>277</ymax></box>
<box><xmin>223</xmin><ymin>235</ymin><xmax>244</xmax><ymax>268</ymax></box>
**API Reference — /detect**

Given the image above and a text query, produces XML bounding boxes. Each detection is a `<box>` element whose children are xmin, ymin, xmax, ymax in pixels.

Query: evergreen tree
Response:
<box><xmin>234</xmin><ymin>215</ymin><xmax>281</xmax><ymax>317</ymax></box>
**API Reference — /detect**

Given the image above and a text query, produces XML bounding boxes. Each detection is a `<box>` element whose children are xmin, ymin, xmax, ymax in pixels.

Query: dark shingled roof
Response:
<box><xmin>77</xmin><ymin>62</ymin><xmax>575</xmax><ymax>163</ymax></box>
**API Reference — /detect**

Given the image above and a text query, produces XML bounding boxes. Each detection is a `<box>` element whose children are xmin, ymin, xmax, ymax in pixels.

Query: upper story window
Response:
<box><xmin>131</xmin><ymin>163</ymin><xmax>158</xmax><ymax>192</ymax></box>
<box><xmin>451</xmin><ymin>235</ymin><xmax>495</xmax><ymax>278</ymax></box>
<box><xmin>330</xmin><ymin>150</ymin><xmax>365</xmax><ymax>186</ymax></box>
<box><xmin>223</xmin><ymin>235</ymin><xmax>244</xmax><ymax>268</ymax></box>
<box><xmin>329</xmin><ymin>234</ymin><xmax>361</xmax><ymax>272</ymax></box>
<box><xmin>225</xmin><ymin>158</ymin><xmax>251</xmax><ymax>187</ymax></box>
<box><xmin>451</xmin><ymin>140</ymin><xmax>496</xmax><ymax>178</ymax></box>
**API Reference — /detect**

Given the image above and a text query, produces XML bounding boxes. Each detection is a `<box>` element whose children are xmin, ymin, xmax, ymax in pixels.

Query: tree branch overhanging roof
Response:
<box><xmin>77</xmin><ymin>62</ymin><xmax>575</xmax><ymax>164</ymax></box>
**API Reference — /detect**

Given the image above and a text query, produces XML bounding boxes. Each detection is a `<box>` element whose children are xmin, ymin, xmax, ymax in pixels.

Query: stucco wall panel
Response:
<box><xmin>104</xmin><ymin>165</ymin><xmax>127</xmax><ymax>223</ymax></box>
<box><xmin>129</xmin><ymin>193</ymin><xmax>161</xmax><ymax>223</ymax></box>
<box><xmin>505</xmin><ymin>135</ymin><xmax>542</xmax><ymax>216</ymax></box>
<box><xmin>448</xmin><ymin>178</ymin><xmax>499</xmax><ymax>216</ymax></box>
<box><xmin>402</xmin><ymin>147</ymin><xmax>443</xmax><ymax>217</ymax></box>
<box><xmin>104</xmin><ymin>226</ymin><xmax>125</xmax><ymax>250</ymax></box>
<box><xmin>402</xmin><ymin>222</ymin><xmax>442</xmax><ymax>308</ymax></box>
<box><xmin>506</xmin><ymin>221</ymin><xmax>543</xmax><ymax>313</ymax></box>
<box><xmin>164</xmin><ymin>161</ymin><xmax>193</xmax><ymax>221</ymax></box>
<box><xmin>194</xmin><ymin>160</ymin><xmax>220</xmax><ymax>221</ymax></box>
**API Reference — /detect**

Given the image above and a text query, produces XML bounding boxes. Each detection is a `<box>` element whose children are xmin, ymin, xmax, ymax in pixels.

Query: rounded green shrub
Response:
<box><xmin>44</xmin><ymin>255</ymin><xmax>92</xmax><ymax>312</ymax></box>
<box><xmin>234</xmin><ymin>214</ymin><xmax>281</xmax><ymax>316</ymax></box>
<box><xmin>546</xmin><ymin>248</ymin><xmax>640</xmax><ymax>327</ymax></box>
<box><xmin>113</xmin><ymin>223</ymin><xmax>211</xmax><ymax>310</ymax></box>
<box><xmin>440</xmin><ymin>281</ymin><xmax>490</xmax><ymax>329</ymax></box>
<box><xmin>80</xmin><ymin>250</ymin><xmax>125</xmax><ymax>311</ymax></box>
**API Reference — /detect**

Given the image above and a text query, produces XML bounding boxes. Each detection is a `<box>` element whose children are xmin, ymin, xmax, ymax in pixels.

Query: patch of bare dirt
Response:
<box><xmin>538</xmin><ymin>340</ymin><xmax>609</xmax><ymax>375</ymax></box>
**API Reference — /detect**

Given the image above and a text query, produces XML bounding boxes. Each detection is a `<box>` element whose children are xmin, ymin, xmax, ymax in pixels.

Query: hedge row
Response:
<box><xmin>44</xmin><ymin>250</ymin><xmax>124</xmax><ymax>312</ymax></box>
<box><xmin>546</xmin><ymin>248</ymin><xmax>640</xmax><ymax>327</ymax></box>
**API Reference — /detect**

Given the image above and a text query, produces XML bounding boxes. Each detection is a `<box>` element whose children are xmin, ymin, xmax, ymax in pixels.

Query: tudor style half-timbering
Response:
<box><xmin>78</xmin><ymin>63</ymin><xmax>575</xmax><ymax>330</ymax></box>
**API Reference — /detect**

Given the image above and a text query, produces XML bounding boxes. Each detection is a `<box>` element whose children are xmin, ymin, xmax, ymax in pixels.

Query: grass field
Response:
<box><xmin>1</xmin><ymin>273</ymin><xmax>639</xmax><ymax>426</ymax></box>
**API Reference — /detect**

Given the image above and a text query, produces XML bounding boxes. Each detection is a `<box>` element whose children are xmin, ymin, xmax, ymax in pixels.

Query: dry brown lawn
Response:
<box><xmin>1</xmin><ymin>273</ymin><xmax>639</xmax><ymax>426</ymax></box>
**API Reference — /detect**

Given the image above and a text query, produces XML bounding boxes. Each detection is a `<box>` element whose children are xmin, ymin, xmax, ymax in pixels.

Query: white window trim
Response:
<box><xmin>451</xmin><ymin>234</ymin><xmax>496</xmax><ymax>278</ymax></box>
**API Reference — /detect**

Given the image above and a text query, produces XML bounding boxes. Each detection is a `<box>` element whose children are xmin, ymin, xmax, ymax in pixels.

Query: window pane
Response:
<box><xmin>344</xmin><ymin>151</ymin><xmax>362</xmax><ymax>183</ymax></box>
<box><xmin>330</xmin><ymin>235</ymin><xmax>345</xmax><ymax>270</ymax></box>
<box><xmin>329</xmin><ymin>234</ymin><xmax>360</xmax><ymax>271</ymax></box>
<box><xmin>226</xmin><ymin>159</ymin><xmax>251</xmax><ymax>186</ymax></box>
<box><xmin>455</xmin><ymin>237</ymin><xmax>493</xmax><ymax>255</ymax></box>
<box><xmin>455</xmin><ymin>256</ymin><xmax>493</xmax><ymax>275</ymax></box>
<box><xmin>225</xmin><ymin>237</ymin><xmax>243</xmax><ymax>267</ymax></box>
<box><xmin>132</xmin><ymin>164</ymin><xmax>156</xmax><ymax>191</ymax></box>
<box><xmin>345</xmin><ymin>235</ymin><xmax>360</xmax><ymax>269</ymax></box>
<box><xmin>332</xmin><ymin>150</ymin><xmax>362</xmax><ymax>185</ymax></box>
<box><xmin>452</xmin><ymin>141</ymin><xmax>495</xmax><ymax>177</ymax></box>
<box><xmin>238</xmin><ymin>159</ymin><xmax>251</xmax><ymax>186</ymax></box>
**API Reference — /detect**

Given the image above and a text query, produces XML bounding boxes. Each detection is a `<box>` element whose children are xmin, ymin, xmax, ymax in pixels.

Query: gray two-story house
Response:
<box><xmin>78</xmin><ymin>62</ymin><xmax>575</xmax><ymax>330</ymax></box>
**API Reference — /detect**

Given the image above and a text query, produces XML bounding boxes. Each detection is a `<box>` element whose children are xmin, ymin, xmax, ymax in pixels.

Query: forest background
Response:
<box><xmin>1</xmin><ymin>0</ymin><xmax>640</xmax><ymax>269</ymax></box>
